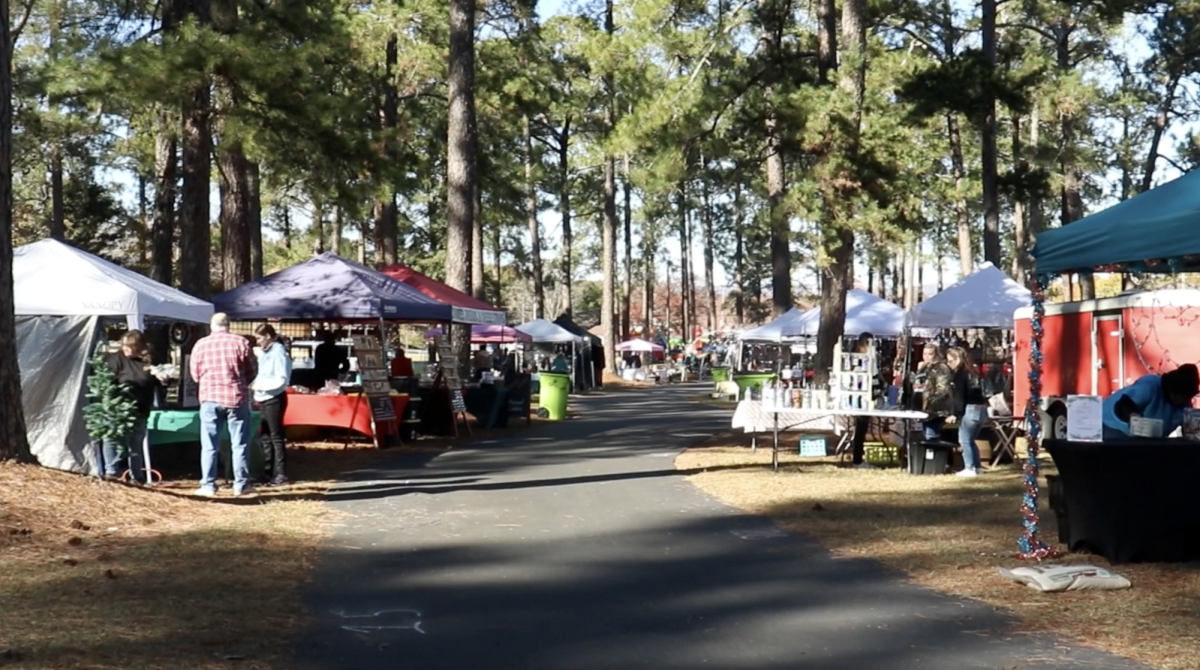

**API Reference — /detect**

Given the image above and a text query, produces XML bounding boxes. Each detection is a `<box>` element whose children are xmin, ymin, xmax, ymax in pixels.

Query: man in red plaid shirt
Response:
<box><xmin>189</xmin><ymin>312</ymin><xmax>258</xmax><ymax>497</ymax></box>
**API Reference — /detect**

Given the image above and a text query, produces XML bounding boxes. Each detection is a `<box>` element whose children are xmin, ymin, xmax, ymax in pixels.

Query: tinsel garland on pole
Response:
<box><xmin>1018</xmin><ymin>273</ymin><xmax>1060</xmax><ymax>560</ymax></box>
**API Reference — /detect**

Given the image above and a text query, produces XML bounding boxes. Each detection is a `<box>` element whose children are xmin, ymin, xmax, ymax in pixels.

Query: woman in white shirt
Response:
<box><xmin>252</xmin><ymin>324</ymin><xmax>292</xmax><ymax>486</ymax></box>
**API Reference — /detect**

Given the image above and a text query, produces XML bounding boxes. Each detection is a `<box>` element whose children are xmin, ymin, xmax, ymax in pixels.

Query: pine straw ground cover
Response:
<box><xmin>0</xmin><ymin>438</ymin><xmax>455</xmax><ymax>670</ymax></box>
<box><xmin>676</xmin><ymin>432</ymin><xmax>1200</xmax><ymax>670</ymax></box>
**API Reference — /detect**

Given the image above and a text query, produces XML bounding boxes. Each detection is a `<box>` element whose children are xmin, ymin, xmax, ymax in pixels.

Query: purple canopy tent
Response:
<box><xmin>425</xmin><ymin>324</ymin><xmax>532</xmax><ymax>343</ymax></box>
<box><xmin>212</xmin><ymin>253</ymin><xmax>451</xmax><ymax>322</ymax></box>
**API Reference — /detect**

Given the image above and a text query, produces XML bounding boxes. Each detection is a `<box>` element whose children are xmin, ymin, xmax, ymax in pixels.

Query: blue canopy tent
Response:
<box><xmin>212</xmin><ymin>253</ymin><xmax>452</xmax><ymax>322</ymax></box>
<box><xmin>1021</xmin><ymin>170</ymin><xmax>1200</xmax><ymax>560</ymax></box>
<box><xmin>1033</xmin><ymin>170</ymin><xmax>1200</xmax><ymax>275</ymax></box>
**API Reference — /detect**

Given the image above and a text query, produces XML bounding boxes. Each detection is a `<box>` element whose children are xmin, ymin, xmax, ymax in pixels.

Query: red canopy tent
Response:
<box><xmin>379</xmin><ymin>264</ymin><xmax>506</xmax><ymax>325</ymax></box>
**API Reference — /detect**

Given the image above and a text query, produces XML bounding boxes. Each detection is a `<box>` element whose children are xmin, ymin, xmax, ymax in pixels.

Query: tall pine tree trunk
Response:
<box><xmin>446</xmin><ymin>0</ymin><xmax>477</xmax><ymax>373</ymax></box>
<box><xmin>557</xmin><ymin>122</ymin><xmax>572</xmax><ymax>314</ymax></box>
<box><xmin>332</xmin><ymin>205</ymin><xmax>343</xmax><ymax>255</ymax></box>
<box><xmin>980</xmin><ymin>0</ymin><xmax>1000</xmax><ymax>266</ymax></box>
<box><xmin>214</xmin><ymin>0</ymin><xmax>251</xmax><ymax>293</ymax></box>
<box><xmin>472</xmin><ymin>181</ymin><xmax>485</xmax><ymax>300</ymax></box>
<box><xmin>373</xmin><ymin>34</ymin><xmax>399</xmax><ymax>268</ymax></box>
<box><xmin>946</xmin><ymin>112</ymin><xmax>973</xmax><ymax>276</ymax></box>
<box><xmin>702</xmin><ymin>173</ymin><xmax>717</xmax><ymax>332</ymax></box>
<box><xmin>492</xmin><ymin>220</ymin><xmax>502</xmax><ymax>306</ymax></box>
<box><xmin>177</xmin><ymin>0</ymin><xmax>212</xmax><ymax>299</ymax></box>
<box><xmin>677</xmin><ymin>186</ymin><xmax>691</xmax><ymax>341</ymax></box>
<box><xmin>248</xmin><ymin>161</ymin><xmax>262</xmax><ymax>278</ymax></box>
<box><xmin>311</xmin><ymin>197</ymin><xmax>324</xmax><ymax>254</ymax></box>
<box><xmin>151</xmin><ymin>110</ymin><xmax>177</xmax><ymax>285</ymax></box>
<box><xmin>47</xmin><ymin>0</ymin><xmax>64</xmax><ymax>241</ymax></box>
<box><xmin>0</xmin><ymin>0</ymin><xmax>29</xmax><ymax>460</ymax></box>
<box><xmin>621</xmin><ymin>154</ymin><xmax>632</xmax><ymax>340</ymax></box>
<box><xmin>524</xmin><ymin>115</ymin><xmax>544</xmax><ymax>318</ymax></box>
<box><xmin>733</xmin><ymin>184</ymin><xmax>745</xmax><ymax>326</ymax></box>
<box><xmin>1011</xmin><ymin>113</ymin><xmax>1028</xmax><ymax>281</ymax></box>
<box><xmin>814</xmin><ymin>0</ymin><xmax>865</xmax><ymax>388</ymax></box>
<box><xmin>1056</xmin><ymin>25</ymin><xmax>1091</xmax><ymax>298</ymax></box>
<box><xmin>764</xmin><ymin>92</ymin><xmax>789</xmax><ymax>317</ymax></box>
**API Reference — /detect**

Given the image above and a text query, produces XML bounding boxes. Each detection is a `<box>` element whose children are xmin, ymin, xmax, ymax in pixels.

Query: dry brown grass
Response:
<box><xmin>0</xmin><ymin>461</ymin><xmax>331</xmax><ymax>669</ymax></box>
<box><xmin>677</xmin><ymin>432</ymin><xmax>1200</xmax><ymax>670</ymax></box>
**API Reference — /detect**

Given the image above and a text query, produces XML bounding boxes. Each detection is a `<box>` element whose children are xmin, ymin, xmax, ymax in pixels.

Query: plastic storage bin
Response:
<box><xmin>908</xmin><ymin>440</ymin><xmax>954</xmax><ymax>475</ymax></box>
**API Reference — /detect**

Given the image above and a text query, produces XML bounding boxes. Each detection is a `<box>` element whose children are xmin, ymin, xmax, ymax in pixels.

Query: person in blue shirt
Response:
<box><xmin>252</xmin><ymin>324</ymin><xmax>293</xmax><ymax>485</ymax></box>
<box><xmin>1101</xmin><ymin>363</ymin><xmax>1198</xmax><ymax>440</ymax></box>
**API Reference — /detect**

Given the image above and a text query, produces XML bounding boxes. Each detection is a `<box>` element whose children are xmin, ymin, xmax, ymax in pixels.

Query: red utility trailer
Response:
<box><xmin>1014</xmin><ymin>289</ymin><xmax>1200</xmax><ymax>438</ymax></box>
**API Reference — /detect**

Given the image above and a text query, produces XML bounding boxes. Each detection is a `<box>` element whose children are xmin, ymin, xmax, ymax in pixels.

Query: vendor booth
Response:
<box><xmin>380</xmin><ymin>264</ymin><xmax>506</xmax><ymax>325</ymax></box>
<box><xmin>554</xmin><ymin>313</ymin><xmax>602</xmax><ymax>390</ymax></box>
<box><xmin>1025</xmin><ymin>169</ymin><xmax>1200</xmax><ymax>562</ymax></box>
<box><xmin>615</xmin><ymin>338</ymin><xmax>664</xmax><ymax>382</ymax></box>
<box><xmin>213</xmin><ymin>254</ymin><xmax>454</xmax><ymax>445</ymax></box>
<box><xmin>13</xmin><ymin>239</ymin><xmax>214</xmax><ymax>475</ymax></box>
<box><xmin>905</xmin><ymin>263</ymin><xmax>1031</xmax><ymax>465</ymax></box>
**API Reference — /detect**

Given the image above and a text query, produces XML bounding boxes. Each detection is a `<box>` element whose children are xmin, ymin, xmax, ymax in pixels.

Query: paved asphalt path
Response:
<box><xmin>293</xmin><ymin>384</ymin><xmax>1144</xmax><ymax>670</ymax></box>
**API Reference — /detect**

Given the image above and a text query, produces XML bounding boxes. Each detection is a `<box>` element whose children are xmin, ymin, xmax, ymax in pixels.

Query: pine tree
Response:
<box><xmin>82</xmin><ymin>347</ymin><xmax>137</xmax><ymax>441</ymax></box>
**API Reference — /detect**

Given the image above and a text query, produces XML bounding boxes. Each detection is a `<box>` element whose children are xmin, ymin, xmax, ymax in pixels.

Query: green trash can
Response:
<box><xmin>733</xmin><ymin>373</ymin><xmax>777</xmax><ymax>399</ymax></box>
<box><xmin>537</xmin><ymin>372</ymin><xmax>571</xmax><ymax>420</ymax></box>
<box><xmin>711</xmin><ymin>367</ymin><xmax>731</xmax><ymax>383</ymax></box>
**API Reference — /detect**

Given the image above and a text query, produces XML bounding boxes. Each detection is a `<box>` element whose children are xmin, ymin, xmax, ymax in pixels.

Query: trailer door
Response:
<box><xmin>1092</xmin><ymin>314</ymin><xmax>1125</xmax><ymax>396</ymax></box>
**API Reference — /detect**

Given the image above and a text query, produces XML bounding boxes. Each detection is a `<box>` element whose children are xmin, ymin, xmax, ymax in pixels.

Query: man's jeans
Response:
<box><xmin>102</xmin><ymin>414</ymin><xmax>148</xmax><ymax>481</ymax></box>
<box><xmin>199</xmin><ymin>401</ymin><xmax>251</xmax><ymax>492</ymax></box>
<box><xmin>958</xmin><ymin>404</ymin><xmax>986</xmax><ymax>471</ymax></box>
<box><xmin>924</xmin><ymin>417</ymin><xmax>946</xmax><ymax>440</ymax></box>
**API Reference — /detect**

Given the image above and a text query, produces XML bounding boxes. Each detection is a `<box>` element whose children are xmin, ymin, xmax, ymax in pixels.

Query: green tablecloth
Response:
<box><xmin>147</xmin><ymin>409</ymin><xmax>264</xmax><ymax>479</ymax></box>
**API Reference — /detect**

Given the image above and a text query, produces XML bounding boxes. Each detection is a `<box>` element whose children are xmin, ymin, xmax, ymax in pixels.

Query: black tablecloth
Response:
<box><xmin>1045</xmin><ymin>438</ymin><xmax>1200</xmax><ymax>563</ymax></box>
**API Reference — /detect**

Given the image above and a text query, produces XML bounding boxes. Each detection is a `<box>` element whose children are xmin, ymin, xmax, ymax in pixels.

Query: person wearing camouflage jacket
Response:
<box><xmin>919</xmin><ymin>343</ymin><xmax>954</xmax><ymax>439</ymax></box>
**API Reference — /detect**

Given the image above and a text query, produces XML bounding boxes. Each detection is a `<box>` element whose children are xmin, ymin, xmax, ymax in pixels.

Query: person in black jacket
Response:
<box><xmin>946</xmin><ymin>346</ymin><xmax>987</xmax><ymax>477</ymax></box>
<box><xmin>102</xmin><ymin>330</ymin><xmax>160</xmax><ymax>482</ymax></box>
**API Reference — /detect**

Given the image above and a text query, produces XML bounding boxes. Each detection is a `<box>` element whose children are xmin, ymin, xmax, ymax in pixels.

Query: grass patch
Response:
<box><xmin>0</xmin><ymin>461</ymin><xmax>330</xmax><ymax>669</ymax></box>
<box><xmin>677</xmin><ymin>432</ymin><xmax>1200</xmax><ymax>670</ymax></box>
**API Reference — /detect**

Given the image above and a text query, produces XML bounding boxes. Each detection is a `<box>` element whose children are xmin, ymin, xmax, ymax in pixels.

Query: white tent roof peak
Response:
<box><xmin>13</xmin><ymin>238</ymin><xmax>214</xmax><ymax>327</ymax></box>
<box><xmin>784</xmin><ymin>289</ymin><xmax>907</xmax><ymax>338</ymax></box>
<box><xmin>738</xmin><ymin>307</ymin><xmax>809</xmax><ymax>342</ymax></box>
<box><xmin>514</xmin><ymin>318</ymin><xmax>582</xmax><ymax>343</ymax></box>
<box><xmin>907</xmin><ymin>262</ymin><xmax>1031</xmax><ymax>329</ymax></box>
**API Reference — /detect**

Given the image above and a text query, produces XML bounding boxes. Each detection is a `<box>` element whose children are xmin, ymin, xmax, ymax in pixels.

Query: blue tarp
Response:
<box><xmin>212</xmin><ymin>253</ymin><xmax>452</xmax><ymax>322</ymax></box>
<box><xmin>1032</xmin><ymin>170</ymin><xmax>1200</xmax><ymax>275</ymax></box>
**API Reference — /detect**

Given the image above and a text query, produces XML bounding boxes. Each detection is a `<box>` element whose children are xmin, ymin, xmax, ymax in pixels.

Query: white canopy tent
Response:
<box><xmin>14</xmin><ymin>238</ymin><xmax>214</xmax><ymax>328</ymax></box>
<box><xmin>738</xmin><ymin>307</ymin><xmax>809</xmax><ymax>342</ymax></box>
<box><xmin>515</xmin><ymin>318</ymin><xmax>582</xmax><ymax>343</ymax></box>
<box><xmin>784</xmin><ymin>289</ymin><xmax>907</xmax><ymax>338</ymax></box>
<box><xmin>515</xmin><ymin>318</ymin><xmax>584</xmax><ymax>387</ymax></box>
<box><xmin>906</xmin><ymin>262</ymin><xmax>1031</xmax><ymax>329</ymax></box>
<box><xmin>615</xmin><ymin>338</ymin><xmax>664</xmax><ymax>352</ymax></box>
<box><xmin>13</xmin><ymin>239</ymin><xmax>214</xmax><ymax>476</ymax></box>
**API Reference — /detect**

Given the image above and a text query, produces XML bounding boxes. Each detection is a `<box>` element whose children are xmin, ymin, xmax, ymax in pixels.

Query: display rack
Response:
<box><xmin>830</xmin><ymin>338</ymin><xmax>876</xmax><ymax>411</ymax></box>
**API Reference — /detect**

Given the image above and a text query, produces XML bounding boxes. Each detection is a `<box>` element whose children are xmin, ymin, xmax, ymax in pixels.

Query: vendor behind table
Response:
<box><xmin>1101</xmin><ymin>363</ymin><xmax>1199</xmax><ymax>440</ymax></box>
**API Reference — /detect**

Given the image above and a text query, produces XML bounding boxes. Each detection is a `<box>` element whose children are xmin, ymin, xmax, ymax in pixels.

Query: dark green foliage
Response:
<box><xmin>82</xmin><ymin>346</ymin><xmax>137</xmax><ymax>441</ymax></box>
<box><xmin>898</xmin><ymin>49</ymin><xmax>1036</xmax><ymax>122</ymax></box>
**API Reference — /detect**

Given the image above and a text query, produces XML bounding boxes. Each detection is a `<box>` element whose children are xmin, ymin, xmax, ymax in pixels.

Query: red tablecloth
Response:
<box><xmin>284</xmin><ymin>391</ymin><xmax>409</xmax><ymax>438</ymax></box>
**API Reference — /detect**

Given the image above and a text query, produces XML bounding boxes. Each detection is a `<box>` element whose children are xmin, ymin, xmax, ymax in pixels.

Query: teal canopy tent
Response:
<box><xmin>1032</xmin><ymin>170</ymin><xmax>1200</xmax><ymax>275</ymax></box>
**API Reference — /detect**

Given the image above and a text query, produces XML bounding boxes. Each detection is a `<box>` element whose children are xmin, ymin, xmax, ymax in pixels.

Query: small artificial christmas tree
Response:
<box><xmin>83</xmin><ymin>344</ymin><xmax>137</xmax><ymax>441</ymax></box>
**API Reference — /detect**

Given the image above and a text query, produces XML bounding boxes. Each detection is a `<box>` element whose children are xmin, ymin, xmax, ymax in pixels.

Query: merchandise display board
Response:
<box><xmin>831</xmin><ymin>339</ymin><xmax>877</xmax><ymax>411</ymax></box>
<box><xmin>436</xmin><ymin>337</ymin><xmax>472</xmax><ymax>436</ymax></box>
<box><xmin>352</xmin><ymin>334</ymin><xmax>396</xmax><ymax>446</ymax></box>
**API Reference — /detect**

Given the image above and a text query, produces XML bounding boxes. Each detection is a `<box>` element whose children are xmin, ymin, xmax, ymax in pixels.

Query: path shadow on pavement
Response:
<box><xmin>291</xmin><ymin>384</ymin><xmax>1147</xmax><ymax>670</ymax></box>
<box><xmin>295</xmin><ymin>511</ymin><xmax>1144</xmax><ymax>670</ymax></box>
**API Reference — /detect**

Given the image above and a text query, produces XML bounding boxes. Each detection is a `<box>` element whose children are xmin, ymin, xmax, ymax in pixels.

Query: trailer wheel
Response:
<box><xmin>1047</xmin><ymin>404</ymin><xmax>1068</xmax><ymax>440</ymax></box>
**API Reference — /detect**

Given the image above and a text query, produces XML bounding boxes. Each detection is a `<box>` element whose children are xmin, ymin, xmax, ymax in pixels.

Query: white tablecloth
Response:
<box><xmin>731</xmin><ymin>401</ymin><xmax>928</xmax><ymax>434</ymax></box>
